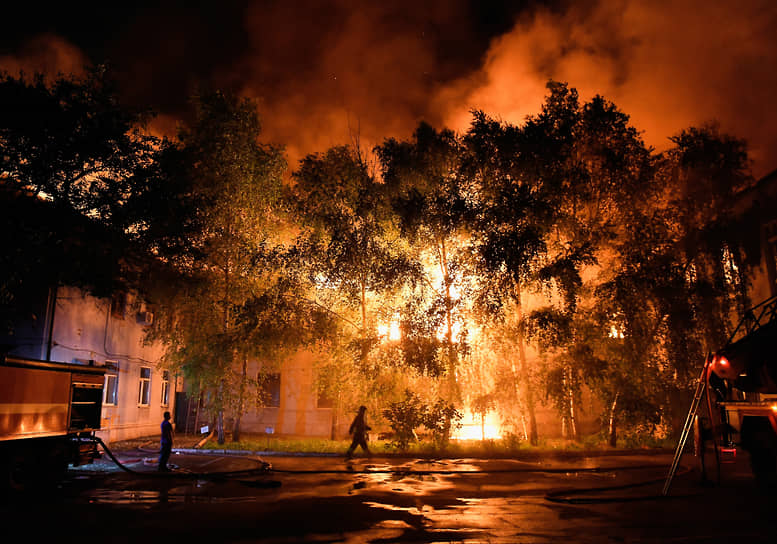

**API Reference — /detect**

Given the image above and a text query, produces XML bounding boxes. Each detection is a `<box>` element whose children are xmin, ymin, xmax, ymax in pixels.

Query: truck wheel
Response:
<box><xmin>740</xmin><ymin>416</ymin><xmax>777</xmax><ymax>488</ymax></box>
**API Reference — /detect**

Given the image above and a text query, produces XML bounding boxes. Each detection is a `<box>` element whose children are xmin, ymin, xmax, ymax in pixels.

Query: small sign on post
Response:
<box><xmin>200</xmin><ymin>425</ymin><xmax>209</xmax><ymax>434</ymax></box>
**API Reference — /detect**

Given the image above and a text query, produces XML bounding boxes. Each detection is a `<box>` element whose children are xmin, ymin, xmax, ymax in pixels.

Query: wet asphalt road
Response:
<box><xmin>2</xmin><ymin>448</ymin><xmax>776</xmax><ymax>543</ymax></box>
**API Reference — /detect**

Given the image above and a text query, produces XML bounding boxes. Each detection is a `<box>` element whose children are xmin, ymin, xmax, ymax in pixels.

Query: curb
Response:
<box><xmin>173</xmin><ymin>448</ymin><xmax>342</xmax><ymax>457</ymax></box>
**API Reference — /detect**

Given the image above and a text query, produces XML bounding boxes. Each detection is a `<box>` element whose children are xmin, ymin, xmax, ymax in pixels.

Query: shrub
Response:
<box><xmin>382</xmin><ymin>389</ymin><xmax>425</xmax><ymax>451</ymax></box>
<box><xmin>423</xmin><ymin>399</ymin><xmax>462</xmax><ymax>450</ymax></box>
<box><xmin>382</xmin><ymin>390</ymin><xmax>463</xmax><ymax>451</ymax></box>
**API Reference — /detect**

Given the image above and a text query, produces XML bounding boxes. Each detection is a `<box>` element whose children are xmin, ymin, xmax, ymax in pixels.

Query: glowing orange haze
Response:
<box><xmin>249</xmin><ymin>0</ymin><xmax>777</xmax><ymax>177</ymax></box>
<box><xmin>437</xmin><ymin>0</ymin><xmax>777</xmax><ymax>177</ymax></box>
<box><xmin>3</xmin><ymin>0</ymin><xmax>777</xmax><ymax>177</ymax></box>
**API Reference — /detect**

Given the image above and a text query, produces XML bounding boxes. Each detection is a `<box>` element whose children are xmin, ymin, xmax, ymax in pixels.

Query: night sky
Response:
<box><xmin>3</xmin><ymin>0</ymin><xmax>777</xmax><ymax>177</ymax></box>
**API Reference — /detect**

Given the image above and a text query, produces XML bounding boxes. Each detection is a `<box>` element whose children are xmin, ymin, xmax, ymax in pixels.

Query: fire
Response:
<box><xmin>453</xmin><ymin>410</ymin><xmax>502</xmax><ymax>440</ymax></box>
<box><xmin>377</xmin><ymin>320</ymin><xmax>401</xmax><ymax>341</ymax></box>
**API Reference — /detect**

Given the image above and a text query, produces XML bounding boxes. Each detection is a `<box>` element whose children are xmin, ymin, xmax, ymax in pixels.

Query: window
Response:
<box><xmin>160</xmin><ymin>370</ymin><xmax>170</xmax><ymax>406</ymax></box>
<box><xmin>104</xmin><ymin>361</ymin><xmax>119</xmax><ymax>406</ymax></box>
<box><xmin>138</xmin><ymin>367</ymin><xmax>151</xmax><ymax>406</ymax></box>
<box><xmin>111</xmin><ymin>291</ymin><xmax>127</xmax><ymax>319</ymax></box>
<box><xmin>258</xmin><ymin>373</ymin><xmax>281</xmax><ymax>407</ymax></box>
<box><xmin>317</xmin><ymin>387</ymin><xmax>334</xmax><ymax>409</ymax></box>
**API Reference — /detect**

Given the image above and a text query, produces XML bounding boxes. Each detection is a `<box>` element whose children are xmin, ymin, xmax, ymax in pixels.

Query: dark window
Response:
<box><xmin>160</xmin><ymin>371</ymin><xmax>170</xmax><ymax>406</ymax></box>
<box><xmin>111</xmin><ymin>292</ymin><xmax>127</xmax><ymax>319</ymax></box>
<box><xmin>258</xmin><ymin>373</ymin><xmax>281</xmax><ymax>407</ymax></box>
<box><xmin>104</xmin><ymin>361</ymin><xmax>119</xmax><ymax>406</ymax></box>
<box><xmin>317</xmin><ymin>387</ymin><xmax>334</xmax><ymax>409</ymax></box>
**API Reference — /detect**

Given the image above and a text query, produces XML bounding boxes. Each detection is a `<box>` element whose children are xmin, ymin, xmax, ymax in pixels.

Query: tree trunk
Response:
<box><xmin>232</xmin><ymin>357</ymin><xmax>247</xmax><ymax>443</ymax></box>
<box><xmin>330</xmin><ymin>388</ymin><xmax>342</xmax><ymax>440</ymax></box>
<box><xmin>216</xmin><ymin>379</ymin><xmax>226</xmax><ymax>445</ymax></box>
<box><xmin>509</xmin><ymin>356</ymin><xmax>528</xmax><ymax>441</ymax></box>
<box><xmin>608</xmin><ymin>392</ymin><xmax>619</xmax><ymax>447</ymax></box>
<box><xmin>439</xmin><ymin>238</ymin><xmax>460</xmax><ymax>406</ymax></box>
<box><xmin>218</xmin><ymin>254</ymin><xmax>232</xmax><ymax>446</ymax></box>
<box><xmin>193</xmin><ymin>382</ymin><xmax>202</xmax><ymax>435</ymax></box>
<box><xmin>569</xmin><ymin>390</ymin><xmax>578</xmax><ymax>441</ymax></box>
<box><xmin>514</xmin><ymin>289</ymin><xmax>538</xmax><ymax>445</ymax></box>
<box><xmin>217</xmin><ymin>408</ymin><xmax>225</xmax><ymax>445</ymax></box>
<box><xmin>566</xmin><ymin>366</ymin><xmax>579</xmax><ymax>441</ymax></box>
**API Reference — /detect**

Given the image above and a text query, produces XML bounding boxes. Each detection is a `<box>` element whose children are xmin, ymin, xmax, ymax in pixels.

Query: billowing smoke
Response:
<box><xmin>3</xmin><ymin>0</ymin><xmax>777</xmax><ymax>176</ymax></box>
<box><xmin>234</xmin><ymin>0</ymin><xmax>478</xmax><ymax>168</ymax></box>
<box><xmin>0</xmin><ymin>34</ymin><xmax>87</xmax><ymax>79</ymax></box>
<box><xmin>437</xmin><ymin>0</ymin><xmax>777</xmax><ymax>177</ymax></box>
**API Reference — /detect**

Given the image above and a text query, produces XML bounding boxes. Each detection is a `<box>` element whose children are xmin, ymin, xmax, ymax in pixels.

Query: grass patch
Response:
<box><xmin>200</xmin><ymin>432</ymin><xmax>674</xmax><ymax>457</ymax></box>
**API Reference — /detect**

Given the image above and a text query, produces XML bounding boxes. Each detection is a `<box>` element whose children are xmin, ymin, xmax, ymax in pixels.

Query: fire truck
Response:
<box><xmin>665</xmin><ymin>296</ymin><xmax>777</xmax><ymax>493</ymax></box>
<box><xmin>1</xmin><ymin>355</ymin><xmax>106</xmax><ymax>489</ymax></box>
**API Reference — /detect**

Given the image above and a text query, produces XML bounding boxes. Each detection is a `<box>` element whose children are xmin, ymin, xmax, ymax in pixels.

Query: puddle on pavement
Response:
<box><xmin>346</xmin><ymin>459</ymin><xmax>484</xmax><ymax>495</ymax></box>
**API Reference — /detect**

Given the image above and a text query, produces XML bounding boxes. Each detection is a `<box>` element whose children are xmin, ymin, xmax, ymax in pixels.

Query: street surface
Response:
<box><xmin>2</xmin><ymin>447</ymin><xmax>775</xmax><ymax>543</ymax></box>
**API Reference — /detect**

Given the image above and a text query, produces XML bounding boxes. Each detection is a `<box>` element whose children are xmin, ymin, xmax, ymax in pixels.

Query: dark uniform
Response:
<box><xmin>158</xmin><ymin>411</ymin><xmax>173</xmax><ymax>471</ymax></box>
<box><xmin>346</xmin><ymin>405</ymin><xmax>371</xmax><ymax>458</ymax></box>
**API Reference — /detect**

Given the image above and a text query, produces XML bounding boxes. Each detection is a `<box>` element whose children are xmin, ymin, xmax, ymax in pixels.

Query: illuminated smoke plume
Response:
<box><xmin>3</xmin><ymin>1</ymin><xmax>777</xmax><ymax>176</ymax></box>
<box><xmin>235</xmin><ymin>0</ymin><xmax>477</xmax><ymax>168</ymax></box>
<box><xmin>0</xmin><ymin>34</ymin><xmax>87</xmax><ymax>79</ymax></box>
<box><xmin>437</xmin><ymin>0</ymin><xmax>777</xmax><ymax>177</ymax></box>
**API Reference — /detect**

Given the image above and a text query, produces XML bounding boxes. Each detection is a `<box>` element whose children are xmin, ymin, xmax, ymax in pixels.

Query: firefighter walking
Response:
<box><xmin>345</xmin><ymin>405</ymin><xmax>371</xmax><ymax>458</ymax></box>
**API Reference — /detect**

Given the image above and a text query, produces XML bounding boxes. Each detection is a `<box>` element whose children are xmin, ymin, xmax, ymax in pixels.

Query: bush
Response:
<box><xmin>382</xmin><ymin>390</ymin><xmax>462</xmax><ymax>451</ymax></box>
<box><xmin>423</xmin><ymin>399</ymin><xmax>462</xmax><ymax>450</ymax></box>
<box><xmin>382</xmin><ymin>389</ymin><xmax>425</xmax><ymax>451</ymax></box>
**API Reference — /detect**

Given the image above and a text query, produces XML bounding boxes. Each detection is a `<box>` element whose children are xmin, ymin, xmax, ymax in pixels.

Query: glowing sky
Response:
<box><xmin>3</xmin><ymin>0</ymin><xmax>776</xmax><ymax>177</ymax></box>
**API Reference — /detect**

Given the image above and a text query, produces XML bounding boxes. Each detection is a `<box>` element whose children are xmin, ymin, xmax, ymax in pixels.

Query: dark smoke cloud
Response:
<box><xmin>234</xmin><ymin>0</ymin><xmax>494</xmax><ymax>167</ymax></box>
<box><xmin>0</xmin><ymin>34</ymin><xmax>88</xmax><ymax>79</ymax></box>
<box><xmin>2</xmin><ymin>0</ymin><xmax>777</xmax><ymax>176</ymax></box>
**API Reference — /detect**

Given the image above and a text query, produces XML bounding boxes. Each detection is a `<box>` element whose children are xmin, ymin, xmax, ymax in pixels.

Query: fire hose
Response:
<box><xmin>93</xmin><ymin>436</ymin><xmax>696</xmax><ymax>502</ymax></box>
<box><xmin>93</xmin><ymin>436</ymin><xmax>276</xmax><ymax>481</ymax></box>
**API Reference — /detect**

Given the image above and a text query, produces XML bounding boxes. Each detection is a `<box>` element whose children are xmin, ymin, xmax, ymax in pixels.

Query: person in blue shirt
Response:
<box><xmin>158</xmin><ymin>411</ymin><xmax>174</xmax><ymax>471</ymax></box>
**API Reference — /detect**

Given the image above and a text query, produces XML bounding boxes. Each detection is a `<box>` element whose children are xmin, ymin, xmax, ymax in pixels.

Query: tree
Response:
<box><xmin>572</xmin><ymin>121</ymin><xmax>753</xmax><ymax>445</ymax></box>
<box><xmin>460</xmin><ymin>108</ymin><xmax>553</xmax><ymax>445</ymax></box>
<box><xmin>0</xmin><ymin>67</ymin><xmax>159</xmax><ymax>333</ymax></box>
<box><xmin>377</xmin><ymin>122</ymin><xmax>474</xmax><ymax>405</ymax></box>
<box><xmin>288</xmin><ymin>144</ymin><xmax>419</xmax><ymax>435</ymax></box>
<box><xmin>524</xmin><ymin>84</ymin><xmax>655</xmax><ymax>441</ymax></box>
<box><xmin>144</xmin><ymin>90</ymin><xmax>286</xmax><ymax>444</ymax></box>
<box><xmin>0</xmin><ymin>67</ymin><xmax>157</xmax><ymax>222</ymax></box>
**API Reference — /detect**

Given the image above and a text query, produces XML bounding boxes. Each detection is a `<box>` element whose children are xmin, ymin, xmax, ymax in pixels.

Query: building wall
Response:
<box><xmin>42</xmin><ymin>286</ymin><xmax>174</xmax><ymax>444</ymax></box>
<box><xmin>734</xmin><ymin>169</ymin><xmax>777</xmax><ymax>303</ymax></box>
<box><xmin>238</xmin><ymin>351</ymin><xmax>333</xmax><ymax>438</ymax></box>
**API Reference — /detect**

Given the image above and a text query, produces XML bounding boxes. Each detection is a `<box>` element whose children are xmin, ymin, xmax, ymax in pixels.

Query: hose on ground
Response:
<box><xmin>93</xmin><ymin>437</ymin><xmax>700</xmax><ymax>502</ymax></box>
<box><xmin>93</xmin><ymin>437</ymin><xmax>274</xmax><ymax>480</ymax></box>
<box><xmin>544</xmin><ymin>464</ymin><xmax>699</xmax><ymax>503</ymax></box>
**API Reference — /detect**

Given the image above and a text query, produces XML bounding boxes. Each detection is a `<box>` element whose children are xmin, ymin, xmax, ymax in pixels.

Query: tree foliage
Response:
<box><xmin>2</xmin><ymin>68</ymin><xmax>764</xmax><ymax>446</ymax></box>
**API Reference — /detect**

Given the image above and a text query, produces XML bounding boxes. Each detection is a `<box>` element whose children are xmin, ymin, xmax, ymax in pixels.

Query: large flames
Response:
<box><xmin>452</xmin><ymin>410</ymin><xmax>502</xmax><ymax>440</ymax></box>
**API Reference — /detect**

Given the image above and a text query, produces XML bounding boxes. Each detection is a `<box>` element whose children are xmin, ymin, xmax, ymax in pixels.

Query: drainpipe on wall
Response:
<box><xmin>44</xmin><ymin>285</ymin><xmax>58</xmax><ymax>361</ymax></box>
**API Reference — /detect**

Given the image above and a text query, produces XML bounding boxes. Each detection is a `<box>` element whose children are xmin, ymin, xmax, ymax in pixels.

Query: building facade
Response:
<box><xmin>733</xmin><ymin>168</ymin><xmax>777</xmax><ymax>303</ymax></box>
<box><xmin>3</xmin><ymin>285</ymin><xmax>176</xmax><ymax>444</ymax></box>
